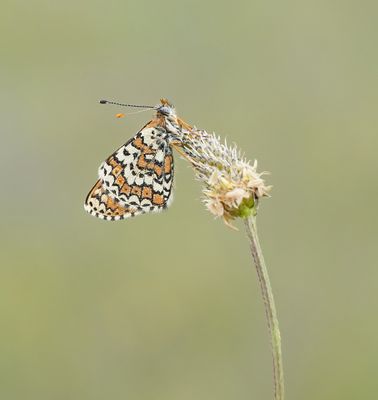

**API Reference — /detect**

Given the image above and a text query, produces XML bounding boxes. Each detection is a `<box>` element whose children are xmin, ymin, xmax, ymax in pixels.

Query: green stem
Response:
<box><xmin>244</xmin><ymin>215</ymin><xmax>284</xmax><ymax>400</ymax></box>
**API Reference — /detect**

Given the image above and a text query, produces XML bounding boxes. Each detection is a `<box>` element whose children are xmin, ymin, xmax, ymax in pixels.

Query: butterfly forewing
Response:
<box><xmin>84</xmin><ymin>122</ymin><xmax>175</xmax><ymax>220</ymax></box>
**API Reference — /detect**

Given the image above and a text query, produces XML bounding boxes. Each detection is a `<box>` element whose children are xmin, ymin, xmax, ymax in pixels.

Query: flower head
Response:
<box><xmin>178</xmin><ymin>128</ymin><xmax>271</xmax><ymax>228</ymax></box>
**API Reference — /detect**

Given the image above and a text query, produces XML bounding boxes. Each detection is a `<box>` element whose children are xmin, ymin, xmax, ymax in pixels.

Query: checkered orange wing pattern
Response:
<box><xmin>84</xmin><ymin>180</ymin><xmax>141</xmax><ymax>220</ymax></box>
<box><xmin>84</xmin><ymin>123</ymin><xmax>174</xmax><ymax>221</ymax></box>
<box><xmin>84</xmin><ymin>98</ymin><xmax>190</xmax><ymax>221</ymax></box>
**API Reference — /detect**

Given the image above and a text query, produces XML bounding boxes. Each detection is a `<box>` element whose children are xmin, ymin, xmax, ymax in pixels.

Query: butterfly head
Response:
<box><xmin>156</xmin><ymin>98</ymin><xmax>176</xmax><ymax>118</ymax></box>
<box><xmin>99</xmin><ymin>98</ymin><xmax>189</xmax><ymax>130</ymax></box>
<box><xmin>99</xmin><ymin>98</ymin><xmax>177</xmax><ymax>118</ymax></box>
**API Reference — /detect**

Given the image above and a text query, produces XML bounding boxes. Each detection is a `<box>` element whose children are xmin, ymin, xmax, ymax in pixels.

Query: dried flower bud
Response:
<box><xmin>178</xmin><ymin>128</ymin><xmax>271</xmax><ymax>228</ymax></box>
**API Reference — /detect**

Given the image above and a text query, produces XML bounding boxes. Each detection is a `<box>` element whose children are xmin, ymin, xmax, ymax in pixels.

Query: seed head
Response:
<box><xmin>179</xmin><ymin>128</ymin><xmax>271</xmax><ymax>228</ymax></box>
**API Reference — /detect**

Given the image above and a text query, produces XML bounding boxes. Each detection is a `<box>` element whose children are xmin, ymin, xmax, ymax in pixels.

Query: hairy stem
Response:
<box><xmin>244</xmin><ymin>215</ymin><xmax>284</xmax><ymax>400</ymax></box>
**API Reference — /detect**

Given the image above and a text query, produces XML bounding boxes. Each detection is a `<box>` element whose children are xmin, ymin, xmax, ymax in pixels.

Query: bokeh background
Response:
<box><xmin>1</xmin><ymin>1</ymin><xmax>377</xmax><ymax>399</ymax></box>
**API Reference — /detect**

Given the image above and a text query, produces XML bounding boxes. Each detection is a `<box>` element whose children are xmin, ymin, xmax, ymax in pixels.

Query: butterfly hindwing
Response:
<box><xmin>98</xmin><ymin>126</ymin><xmax>174</xmax><ymax>213</ymax></box>
<box><xmin>84</xmin><ymin>180</ymin><xmax>144</xmax><ymax>220</ymax></box>
<box><xmin>84</xmin><ymin>122</ymin><xmax>175</xmax><ymax>220</ymax></box>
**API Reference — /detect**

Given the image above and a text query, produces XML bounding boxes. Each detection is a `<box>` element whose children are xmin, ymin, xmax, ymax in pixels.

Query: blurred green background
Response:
<box><xmin>1</xmin><ymin>1</ymin><xmax>377</xmax><ymax>399</ymax></box>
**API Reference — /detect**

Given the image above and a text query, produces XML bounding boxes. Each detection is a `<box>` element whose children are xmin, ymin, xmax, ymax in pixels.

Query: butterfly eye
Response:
<box><xmin>158</xmin><ymin>106</ymin><xmax>171</xmax><ymax>116</ymax></box>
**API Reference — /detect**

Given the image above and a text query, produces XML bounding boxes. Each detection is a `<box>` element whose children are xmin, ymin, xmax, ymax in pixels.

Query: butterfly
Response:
<box><xmin>84</xmin><ymin>99</ymin><xmax>192</xmax><ymax>221</ymax></box>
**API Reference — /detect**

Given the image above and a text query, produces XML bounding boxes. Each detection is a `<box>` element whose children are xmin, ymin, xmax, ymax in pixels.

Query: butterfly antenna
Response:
<box><xmin>99</xmin><ymin>99</ymin><xmax>157</xmax><ymax>109</ymax></box>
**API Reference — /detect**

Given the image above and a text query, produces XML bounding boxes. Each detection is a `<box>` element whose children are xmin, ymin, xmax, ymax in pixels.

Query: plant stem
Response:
<box><xmin>244</xmin><ymin>215</ymin><xmax>284</xmax><ymax>400</ymax></box>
